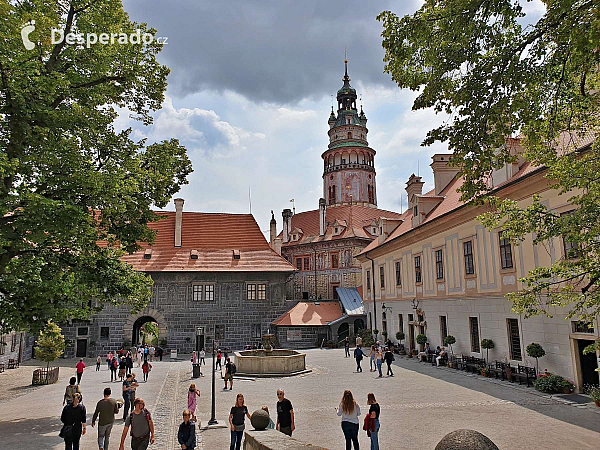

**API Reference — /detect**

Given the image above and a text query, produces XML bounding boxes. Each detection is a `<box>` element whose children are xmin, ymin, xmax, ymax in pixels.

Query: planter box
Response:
<box><xmin>32</xmin><ymin>367</ymin><xmax>59</xmax><ymax>385</ymax></box>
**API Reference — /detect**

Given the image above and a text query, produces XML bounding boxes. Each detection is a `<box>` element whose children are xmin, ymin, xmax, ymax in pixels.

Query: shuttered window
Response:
<box><xmin>507</xmin><ymin>318</ymin><xmax>522</xmax><ymax>361</ymax></box>
<box><xmin>469</xmin><ymin>317</ymin><xmax>480</xmax><ymax>352</ymax></box>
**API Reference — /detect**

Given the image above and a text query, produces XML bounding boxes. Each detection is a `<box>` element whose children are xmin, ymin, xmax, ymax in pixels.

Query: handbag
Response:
<box><xmin>59</xmin><ymin>424</ymin><xmax>73</xmax><ymax>439</ymax></box>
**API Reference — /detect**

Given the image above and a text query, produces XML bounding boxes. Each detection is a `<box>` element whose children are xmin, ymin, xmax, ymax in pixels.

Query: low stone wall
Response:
<box><xmin>244</xmin><ymin>429</ymin><xmax>327</xmax><ymax>450</ymax></box>
<box><xmin>235</xmin><ymin>350</ymin><xmax>306</xmax><ymax>375</ymax></box>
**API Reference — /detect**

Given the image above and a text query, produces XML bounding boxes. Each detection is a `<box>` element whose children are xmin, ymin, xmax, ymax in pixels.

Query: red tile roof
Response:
<box><xmin>272</xmin><ymin>301</ymin><xmax>343</xmax><ymax>326</ymax></box>
<box><xmin>121</xmin><ymin>212</ymin><xmax>294</xmax><ymax>272</ymax></box>
<box><xmin>280</xmin><ymin>205</ymin><xmax>405</xmax><ymax>246</ymax></box>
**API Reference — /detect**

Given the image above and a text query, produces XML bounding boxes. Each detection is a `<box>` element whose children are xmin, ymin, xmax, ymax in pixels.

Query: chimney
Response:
<box><xmin>282</xmin><ymin>208</ymin><xmax>293</xmax><ymax>243</ymax></box>
<box><xmin>269</xmin><ymin>210</ymin><xmax>277</xmax><ymax>246</ymax></box>
<box><xmin>430</xmin><ymin>154</ymin><xmax>460</xmax><ymax>195</ymax></box>
<box><xmin>319</xmin><ymin>198</ymin><xmax>327</xmax><ymax>236</ymax></box>
<box><xmin>406</xmin><ymin>174</ymin><xmax>424</xmax><ymax>209</ymax></box>
<box><xmin>273</xmin><ymin>237</ymin><xmax>282</xmax><ymax>255</ymax></box>
<box><xmin>174</xmin><ymin>198</ymin><xmax>184</xmax><ymax>247</ymax></box>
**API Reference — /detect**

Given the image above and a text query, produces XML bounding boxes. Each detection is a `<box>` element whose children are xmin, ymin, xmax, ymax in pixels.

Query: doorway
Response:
<box><xmin>132</xmin><ymin>316</ymin><xmax>159</xmax><ymax>346</ymax></box>
<box><xmin>76</xmin><ymin>339</ymin><xmax>87</xmax><ymax>358</ymax></box>
<box><xmin>577</xmin><ymin>339</ymin><xmax>599</xmax><ymax>386</ymax></box>
<box><xmin>408</xmin><ymin>324</ymin><xmax>415</xmax><ymax>351</ymax></box>
<box><xmin>338</xmin><ymin>323</ymin><xmax>350</xmax><ymax>342</ymax></box>
<box><xmin>196</xmin><ymin>334</ymin><xmax>205</xmax><ymax>354</ymax></box>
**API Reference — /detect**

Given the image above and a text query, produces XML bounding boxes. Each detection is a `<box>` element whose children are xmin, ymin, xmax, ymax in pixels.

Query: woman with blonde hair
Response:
<box><xmin>366</xmin><ymin>393</ymin><xmax>380</xmax><ymax>450</ymax></box>
<box><xmin>337</xmin><ymin>389</ymin><xmax>360</xmax><ymax>450</ymax></box>
<box><xmin>229</xmin><ymin>393</ymin><xmax>251</xmax><ymax>450</ymax></box>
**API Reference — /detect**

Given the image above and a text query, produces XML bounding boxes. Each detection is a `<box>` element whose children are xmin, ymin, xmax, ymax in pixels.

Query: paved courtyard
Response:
<box><xmin>0</xmin><ymin>349</ymin><xmax>599</xmax><ymax>449</ymax></box>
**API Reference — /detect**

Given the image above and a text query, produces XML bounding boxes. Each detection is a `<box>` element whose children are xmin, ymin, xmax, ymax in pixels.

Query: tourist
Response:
<box><xmin>63</xmin><ymin>377</ymin><xmax>82</xmax><ymax>406</ymax></box>
<box><xmin>119</xmin><ymin>357</ymin><xmax>127</xmax><ymax>382</ymax></box>
<box><xmin>188</xmin><ymin>383</ymin><xmax>201</xmax><ymax>423</ymax></box>
<box><xmin>75</xmin><ymin>358</ymin><xmax>85</xmax><ymax>385</ymax></box>
<box><xmin>142</xmin><ymin>360</ymin><xmax>152</xmax><ymax>382</ymax></box>
<box><xmin>144</xmin><ymin>345</ymin><xmax>149</xmax><ymax>362</ymax></box>
<box><xmin>111</xmin><ymin>356</ymin><xmax>118</xmax><ymax>382</ymax></box>
<box><xmin>368</xmin><ymin>345</ymin><xmax>376</xmax><ymax>372</ymax></box>
<box><xmin>149</xmin><ymin>345</ymin><xmax>155</xmax><ymax>362</ymax></box>
<box><xmin>224</xmin><ymin>357</ymin><xmax>234</xmax><ymax>390</ymax></box>
<box><xmin>129</xmin><ymin>373</ymin><xmax>139</xmax><ymax>412</ymax></box>
<box><xmin>156</xmin><ymin>346</ymin><xmax>163</xmax><ymax>361</ymax></box>
<box><xmin>92</xmin><ymin>387</ymin><xmax>120</xmax><ymax>450</ymax></box>
<box><xmin>178</xmin><ymin>409</ymin><xmax>196</xmax><ymax>450</ymax></box>
<box><xmin>96</xmin><ymin>355</ymin><xmax>101</xmax><ymax>372</ymax></box>
<box><xmin>107</xmin><ymin>351</ymin><xmax>113</xmax><ymax>370</ymax></box>
<box><xmin>126</xmin><ymin>352</ymin><xmax>133</xmax><ymax>375</ymax></box>
<box><xmin>375</xmin><ymin>347</ymin><xmax>383</xmax><ymax>377</ymax></box>
<box><xmin>344</xmin><ymin>337</ymin><xmax>350</xmax><ymax>357</ymax></box>
<box><xmin>137</xmin><ymin>347</ymin><xmax>143</xmax><ymax>367</ymax></box>
<box><xmin>436</xmin><ymin>347</ymin><xmax>447</xmax><ymax>366</ymax></box>
<box><xmin>118</xmin><ymin>398</ymin><xmax>155</xmax><ymax>450</ymax></box>
<box><xmin>353</xmin><ymin>346</ymin><xmax>365</xmax><ymax>372</ymax></box>
<box><xmin>384</xmin><ymin>347</ymin><xmax>394</xmax><ymax>377</ymax></box>
<box><xmin>276</xmin><ymin>389</ymin><xmax>294</xmax><ymax>436</ymax></box>
<box><xmin>60</xmin><ymin>392</ymin><xmax>87</xmax><ymax>450</ymax></box>
<box><xmin>122</xmin><ymin>374</ymin><xmax>138</xmax><ymax>420</ymax></box>
<box><xmin>355</xmin><ymin>334</ymin><xmax>362</xmax><ymax>349</ymax></box>
<box><xmin>417</xmin><ymin>342</ymin><xmax>431</xmax><ymax>362</ymax></box>
<box><xmin>224</xmin><ymin>348</ymin><xmax>229</xmax><ymax>362</ymax></box>
<box><xmin>199</xmin><ymin>348</ymin><xmax>206</xmax><ymax>365</ymax></box>
<box><xmin>229</xmin><ymin>393</ymin><xmax>251</xmax><ymax>450</ymax></box>
<box><xmin>261</xmin><ymin>406</ymin><xmax>275</xmax><ymax>429</ymax></box>
<box><xmin>118</xmin><ymin>348</ymin><xmax>125</xmax><ymax>358</ymax></box>
<box><xmin>366</xmin><ymin>393</ymin><xmax>380</xmax><ymax>450</ymax></box>
<box><xmin>337</xmin><ymin>390</ymin><xmax>360</xmax><ymax>450</ymax></box>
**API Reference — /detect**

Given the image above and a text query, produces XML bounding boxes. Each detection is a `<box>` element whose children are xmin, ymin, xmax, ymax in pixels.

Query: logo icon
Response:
<box><xmin>21</xmin><ymin>21</ymin><xmax>35</xmax><ymax>50</ymax></box>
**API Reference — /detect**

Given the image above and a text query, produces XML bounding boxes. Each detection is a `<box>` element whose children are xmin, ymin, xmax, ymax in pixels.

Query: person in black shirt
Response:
<box><xmin>224</xmin><ymin>357</ymin><xmax>234</xmax><ymax>390</ymax></box>
<box><xmin>229</xmin><ymin>393</ymin><xmax>251</xmax><ymax>450</ymax></box>
<box><xmin>275</xmin><ymin>389</ymin><xmax>295</xmax><ymax>436</ymax></box>
<box><xmin>60</xmin><ymin>392</ymin><xmax>86</xmax><ymax>450</ymax></box>
<box><xmin>344</xmin><ymin>337</ymin><xmax>350</xmax><ymax>357</ymax></box>
<box><xmin>178</xmin><ymin>409</ymin><xmax>196</xmax><ymax>450</ymax></box>
<box><xmin>367</xmin><ymin>393</ymin><xmax>380</xmax><ymax>450</ymax></box>
<box><xmin>384</xmin><ymin>347</ymin><xmax>394</xmax><ymax>376</ymax></box>
<box><xmin>353</xmin><ymin>347</ymin><xmax>365</xmax><ymax>372</ymax></box>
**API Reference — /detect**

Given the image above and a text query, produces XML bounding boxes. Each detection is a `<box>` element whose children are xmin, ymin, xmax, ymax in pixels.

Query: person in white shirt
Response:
<box><xmin>149</xmin><ymin>346</ymin><xmax>155</xmax><ymax>362</ymax></box>
<box><xmin>337</xmin><ymin>390</ymin><xmax>360</xmax><ymax>450</ymax></box>
<box><xmin>199</xmin><ymin>349</ymin><xmax>206</xmax><ymax>365</ymax></box>
<box><xmin>436</xmin><ymin>347</ymin><xmax>447</xmax><ymax>366</ymax></box>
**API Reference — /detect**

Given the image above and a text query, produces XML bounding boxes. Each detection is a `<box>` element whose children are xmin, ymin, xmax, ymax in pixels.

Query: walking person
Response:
<box><xmin>119</xmin><ymin>357</ymin><xmax>127</xmax><ymax>382</ymax></box>
<box><xmin>92</xmin><ymin>387</ymin><xmax>120</xmax><ymax>450</ymax></box>
<box><xmin>199</xmin><ymin>348</ymin><xmax>206</xmax><ymax>365</ymax></box>
<box><xmin>126</xmin><ymin>352</ymin><xmax>133</xmax><ymax>375</ymax></box>
<box><xmin>149</xmin><ymin>346</ymin><xmax>155</xmax><ymax>362</ymax></box>
<box><xmin>229</xmin><ymin>393</ymin><xmax>251</xmax><ymax>450</ymax></box>
<box><xmin>224</xmin><ymin>357</ymin><xmax>234</xmax><ymax>390</ymax></box>
<box><xmin>355</xmin><ymin>334</ymin><xmax>362</xmax><ymax>349</ymax></box>
<box><xmin>276</xmin><ymin>389</ymin><xmax>295</xmax><ymax>436</ymax></box>
<box><xmin>337</xmin><ymin>390</ymin><xmax>360</xmax><ymax>450</ymax></box>
<box><xmin>142</xmin><ymin>360</ymin><xmax>152</xmax><ymax>382</ymax></box>
<box><xmin>187</xmin><ymin>383</ymin><xmax>200</xmax><ymax>423</ymax></box>
<box><xmin>375</xmin><ymin>347</ymin><xmax>383</xmax><ymax>378</ymax></box>
<box><xmin>384</xmin><ymin>347</ymin><xmax>394</xmax><ymax>376</ymax></box>
<box><xmin>353</xmin><ymin>346</ymin><xmax>365</xmax><ymax>373</ymax></box>
<box><xmin>122</xmin><ymin>374</ymin><xmax>138</xmax><ymax>420</ymax></box>
<box><xmin>366</xmin><ymin>393</ymin><xmax>380</xmax><ymax>450</ymax></box>
<box><xmin>63</xmin><ymin>377</ymin><xmax>82</xmax><ymax>406</ymax></box>
<box><xmin>156</xmin><ymin>346</ymin><xmax>163</xmax><ymax>361</ymax></box>
<box><xmin>110</xmin><ymin>356</ymin><xmax>118</xmax><ymax>382</ymax></box>
<box><xmin>136</xmin><ymin>347</ymin><xmax>143</xmax><ymax>367</ymax></box>
<box><xmin>60</xmin><ymin>392</ymin><xmax>87</xmax><ymax>450</ymax></box>
<box><xmin>118</xmin><ymin>398</ymin><xmax>155</xmax><ymax>450</ymax></box>
<box><xmin>344</xmin><ymin>337</ymin><xmax>350</xmax><ymax>357</ymax></box>
<box><xmin>75</xmin><ymin>358</ymin><xmax>85</xmax><ymax>385</ymax></box>
<box><xmin>96</xmin><ymin>355</ymin><xmax>101</xmax><ymax>371</ymax></box>
<box><xmin>107</xmin><ymin>351</ymin><xmax>113</xmax><ymax>370</ymax></box>
<box><xmin>368</xmin><ymin>345</ymin><xmax>376</xmax><ymax>372</ymax></box>
<box><xmin>216</xmin><ymin>350</ymin><xmax>222</xmax><ymax>370</ymax></box>
<box><xmin>178</xmin><ymin>409</ymin><xmax>197</xmax><ymax>450</ymax></box>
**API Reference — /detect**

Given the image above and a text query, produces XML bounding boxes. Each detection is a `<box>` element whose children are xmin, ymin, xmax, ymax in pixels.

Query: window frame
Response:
<box><xmin>414</xmin><ymin>255</ymin><xmax>422</xmax><ymax>284</ymax></box>
<box><xmin>100</xmin><ymin>327</ymin><xmax>110</xmax><ymax>339</ymax></box>
<box><xmin>435</xmin><ymin>249</ymin><xmax>444</xmax><ymax>280</ymax></box>
<box><xmin>192</xmin><ymin>283</ymin><xmax>215</xmax><ymax>301</ymax></box>
<box><xmin>507</xmin><ymin>318</ymin><xmax>522</xmax><ymax>361</ymax></box>
<box><xmin>469</xmin><ymin>317</ymin><xmax>480</xmax><ymax>353</ymax></box>
<box><xmin>463</xmin><ymin>240</ymin><xmax>475</xmax><ymax>276</ymax></box>
<box><xmin>366</xmin><ymin>270</ymin><xmax>371</xmax><ymax>290</ymax></box>
<box><xmin>499</xmin><ymin>231</ymin><xmax>514</xmax><ymax>270</ymax></box>
<box><xmin>439</xmin><ymin>316</ymin><xmax>448</xmax><ymax>342</ymax></box>
<box><xmin>379</xmin><ymin>266</ymin><xmax>385</xmax><ymax>289</ymax></box>
<box><xmin>331</xmin><ymin>252</ymin><xmax>339</xmax><ymax>269</ymax></box>
<box><xmin>215</xmin><ymin>324</ymin><xmax>225</xmax><ymax>341</ymax></box>
<box><xmin>251</xmin><ymin>324</ymin><xmax>261</xmax><ymax>339</ymax></box>
<box><xmin>257</xmin><ymin>284</ymin><xmax>266</xmax><ymax>300</ymax></box>
<box><xmin>395</xmin><ymin>261</ymin><xmax>402</xmax><ymax>286</ymax></box>
<box><xmin>247</xmin><ymin>283</ymin><xmax>257</xmax><ymax>300</ymax></box>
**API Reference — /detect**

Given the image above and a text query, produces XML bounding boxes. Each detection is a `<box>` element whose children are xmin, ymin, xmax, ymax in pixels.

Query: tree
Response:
<box><xmin>34</xmin><ymin>321</ymin><xmax>65</xmax><ymax>371</ymax></box>
<box><xmin>526</xmin><ymin>342</ymin><xmax>546</xmax><ymax>373</ymax></box>
<box><xmin>0</xmin><ymin>1</ymin><xmax>193</xmax><ymax>332</ymax></box>
<box><xmin>481</xmin><ymin>339</ymin><xmax>495</xmax><ymax>363</ymax></box>
<box><xmin>443</xmin><ymin>335</ymin><xmax>456</xmax><ymax>355</ymax></box>
<box><xmin>395</xmin><ymin>331</ymin><xmax>405</xmax><ymax>342</ymax></box>
<box><xmin>416</xmin><ymin>333</ymin><xmax>428</xmax><ymax>349</ymax></box>
<box><xmin>379</xmin><ymin>1</ymin><xmax>600</xmax><ymax>353</ymax></box>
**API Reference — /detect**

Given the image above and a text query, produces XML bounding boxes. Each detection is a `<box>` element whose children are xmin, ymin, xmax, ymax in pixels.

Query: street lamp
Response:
<box><xmin>208</xmin><ymin>338</ymin><xmax>218</xmax><ymax>425</ymax></box>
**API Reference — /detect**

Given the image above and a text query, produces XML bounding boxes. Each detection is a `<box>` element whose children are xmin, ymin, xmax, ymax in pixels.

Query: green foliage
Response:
<box><xmin>526</xmin><ymin>343</ymin><xmax>546</xmax><ymax>359</ymax></box>
<box><xmin>0</xmin><ymin>0</ymin><xmax>193</xmax><ymax>332</ymax></box>
<box><xmin>481</xmin><ymin>339</ymin><xmax>495</xmax><ymax>350</ymax></box>
<box><xmin>357</xmin><ymin>328</ymin><xmax>375</xmax><ymax>348</ymax></box>
<box><xmin>34</xmin><ymin>321</ymin><xmax>65</xmax><ymax>366</ymax></box>
<box><xmin>534</xmin><ymin>372</ymin><xmax>571</xmax><ymax>394</ymax></box>
<box><xmin>159</xmin><ymin>338</ymin><xmax>167</xmax><ymax>347</ymax></box>
<box><xmin>379</xmin><ymin>1</ymin><xmax>600</xmax><ymax>322</ymax></box>
<box><xmin>416</xmin><ymin>334</ymin><xmax>427</xmax><ymax>346</ymax></box>
<box><xmin>443</xmin><ymin>335</ymin><xmax>456</xmax><ymax>354</ymax></box>
<box><xmin>585</xmin><ymin>385</ymin><xmax>600</xmax><ymax>401</ymax></box>
<box><xmin>396</xmin><ymin>331</ymin><xmax>405</xmax><ymax>341</ymax></box>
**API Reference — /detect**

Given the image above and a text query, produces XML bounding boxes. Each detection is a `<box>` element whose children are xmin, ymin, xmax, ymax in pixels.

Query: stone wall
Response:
<box><xmin>0</xmin><ymin>331</ymin><xmax>30</xmax><ymax>364</ymax></box>
<box><xmin>62</xmin><ymin>271</ymin><xmax>294</xmax><ymax>357</ymax></box>
<box><xmin>274</xmin><ymin>325</ymin><xmax>330</xmax><ymax>349</ymax></box>
<box><xmin>243</xmin><ymin>429</ymin><xmax>326</xmax><ymax>450</ymax></box>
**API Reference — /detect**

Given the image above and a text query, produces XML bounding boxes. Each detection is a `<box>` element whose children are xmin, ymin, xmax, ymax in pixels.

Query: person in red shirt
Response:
<box><xmin>76</xmin><ymin>358</ymin><xmax>86</xmax><ymax>385</ymax></box>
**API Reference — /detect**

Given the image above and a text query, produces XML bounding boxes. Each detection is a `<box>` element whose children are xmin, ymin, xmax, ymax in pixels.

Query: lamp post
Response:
<box><xmin>208</xmin><ymin>338</ymin><xmax>218</xmax><ymax>425</ymax></box>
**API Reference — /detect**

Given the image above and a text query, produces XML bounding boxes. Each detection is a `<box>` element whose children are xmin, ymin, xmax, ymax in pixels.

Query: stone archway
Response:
<box><xmin>124</xmin><ymin>308</ymin><xmax>167</xmax><ymax>346</ymax></box>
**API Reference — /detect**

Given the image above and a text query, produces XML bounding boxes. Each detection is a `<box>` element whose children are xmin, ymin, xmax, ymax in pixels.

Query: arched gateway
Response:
<box><xmin>125</xmin><ymin>308</ymin><xmax>167</xmax><ymax>346</ymax></box>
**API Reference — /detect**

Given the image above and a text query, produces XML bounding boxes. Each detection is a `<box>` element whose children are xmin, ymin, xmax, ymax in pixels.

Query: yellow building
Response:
<box><xmin>357</xmin><ymin>141</ymin><xmax>600</xmax><ymax>390</ymax></box>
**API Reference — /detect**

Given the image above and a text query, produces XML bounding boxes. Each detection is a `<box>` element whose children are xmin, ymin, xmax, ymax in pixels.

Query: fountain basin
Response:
<box><xmin>234</xmin><ymin>349</ymin><xmax>309</xmax><ymax>377</ymax></box>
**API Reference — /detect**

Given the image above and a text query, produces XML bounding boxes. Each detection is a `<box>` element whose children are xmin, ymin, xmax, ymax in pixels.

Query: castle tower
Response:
<box><xmin>322</xmin><ymin>59</ymin><xmax>376</xmax><ymax>207</ymax></box>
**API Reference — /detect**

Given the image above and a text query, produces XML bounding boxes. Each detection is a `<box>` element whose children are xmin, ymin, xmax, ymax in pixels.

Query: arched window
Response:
<box><xmin>347</xmin><ymin>131</ymin><xmax>352</xmax><ymax>139</ymax></box>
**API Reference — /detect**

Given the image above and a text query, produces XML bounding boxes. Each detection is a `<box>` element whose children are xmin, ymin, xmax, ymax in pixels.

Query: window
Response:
<box><xmin>295</xmin><ymin>257</ymin><xmax>310</xmax><ymax>271</ymax></box>
<box><xmin>382</xmin><ymin>312</ymin><xmax>387</xmax><ymax>333</ymax></box>
<box><xmin>251</xmin><ymin>324</ymin><xmax>261</xmax><ymax>339</ymax></box>
<box><xmin>379</xmin><ymin>266</ymin><xmax>385</xmax><ymax>289</ymax></box>
<box><xmin>77</xmin><ymin>327</ymin><xmax>89</xmax><ymax>336</ymax></box>
<box><xmin>469</xmin><ymin>317</ymin><xmax>480</xmax><ymax>352</ymax></box>
<box><xmin>561</xmin><ymin>212</ymin><xmax>579</xmax><ymax>258</ymax></box>
<box><xmin>303</xmin><ymin>257</ymin><xmax>310</xmax><ymax>271</ymax></box>
<box><xmin>0</xmin><ymin>336</ymin><xmax>4</xmax><ymax>355</ymax></box>
<box><xmin>296</xmin><ymin>258</ymin><xmax>302</xmax><ymax>270</ymax></box>
<box><xmin>572</xmin><ymin>321</ymin><xmax>594</xmax><ymax>333</ymax></box>
<box><xmin>347</xmin><ymin>131</ymin><xmax>352</xmax><ymax>139</ymax></box>
<box><xmin>100</xmin><ymin>327</ymin><xmax>110</xmax><ymax>339</ymax></box>
<box><xmin>366</xmin><ymin>270</ymin><xmax>371</xmax><ymax>290</ymax></box>
<box><xmin>215</xmin><ymin>324</ymin><xmax>225</xmax><ymax>341</ymax></box>
<box><xmin>413</xmin><ymin>205</ymin><xmax>418</xmax><ymax>216</ymax></box>
<box><xmin>414</xmin><ymin>256</ymin><xmax>422</xmax><ymax>283</ymax></box>
<box><xmin>193</xmin><ymin>284</ymin><xmax>214</xmax><ymax>301</ymax></box>
<box><xmin>257</xmin><ymin>284</ymin><xmax>266</xmax><ymax>300</ymax></box>
<box><xmin>398</xmin><ymin>314</ymin><xmax>403</xmax><ymax>333</ymax></box>
<box><xmin>193</xmin><ymin>285</ymin><xmax>202</xmax><ymax>301</ymax></box>
<box><xmin>439</xmin><ymin>316</ymin><xmax>448</xmax><ymax>341</ymax></box>
<box><xmin>395</xmin><ymin>261</ymin><xmax>402</xmax><ymax>286</ymax></box>
<box><xmin>11</xmin><ymin>333</ymin><xmax>17</xmax><ymax>352</ymax></box>
<box><xmin>507</xmin><ymin>318</ymin><xmax>522</xmax><ymax>360</ymax></box>
<box><xmin>499</xmin><ymin>231</ymin><xmax>513</xmax><ymax>269</ymax></box>
<box><xmin>331</xmin><ymin>253</ymin><xmax>339</xmax><ymax>269</ymax></box>
<box><xmin>204</xmin><ymin>285</ymin><xmax>214</xmax><ymax>301</ymax></box>
<box><xmin>435</xmin><ymin>249</ymin><xmax>444</xmax><ymax>280</ymax></box>
<box><xmin>463</xmin><ymin>241</ymin><xmax>474</xmax><ymax>275</ymax></box>
<box><xmin>408</xmin><ymin>313</ymin><xmax>414</xmax><ymax>322</ymax></box>
<box><xmin>247</xmin><ymin>284</ymin><xmax>257</xmax><ymax>300</ymax></box>
<box><xmin>372</xmin><ymin>227</ymin><xmax>377</xmax><ymax>235</ymax></box>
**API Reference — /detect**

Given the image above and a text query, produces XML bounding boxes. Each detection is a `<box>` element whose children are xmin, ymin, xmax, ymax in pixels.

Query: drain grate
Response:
<box><xmin>554</xmin><ymin>393</ymin><xmax>593</xmax><ymax>404</ymax></box>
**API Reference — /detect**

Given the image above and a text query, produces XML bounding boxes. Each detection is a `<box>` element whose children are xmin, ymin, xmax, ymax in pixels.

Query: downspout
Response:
<box><xmin>365</xmin><ymin>252</ymin><xmax>378</xmax><ymax>341</ymax></box>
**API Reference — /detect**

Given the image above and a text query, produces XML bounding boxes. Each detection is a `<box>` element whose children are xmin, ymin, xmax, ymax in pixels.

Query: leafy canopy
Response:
<box><xmin>379</xmin><ymin>1</ymin><xmax>600</xmax><ymax>337</ymax></box>
<box><xmin>0</xmin><ymin>0</ymin><xmax>192</xmax><ymax>332</ymax></box>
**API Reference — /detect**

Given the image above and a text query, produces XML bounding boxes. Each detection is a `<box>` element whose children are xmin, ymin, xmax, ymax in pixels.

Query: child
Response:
<box><xmin>188</xmin><ymin>383</ymin><xmax>201</xmax><ymax>423</ymax></box>
<box><xmin>96</xmin><ymin>355</ymin><xmax>101</xmax><ymax>371</ymax></box>
<box><xmin>178</xmin><ymin>409</ymin><xmax>197</xmax><ymax>450</ymax></box>
<box><xmin>262</xmin><ymin>406</ymin><xmax>275</xmax><ymax>429</ymax></box>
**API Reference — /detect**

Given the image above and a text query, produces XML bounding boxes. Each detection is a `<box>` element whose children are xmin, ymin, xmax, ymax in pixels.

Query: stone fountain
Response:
<box><xmin>233</xmin><ymin>334</ymin><xmax>309</xmax><ymax>377</ymax></box>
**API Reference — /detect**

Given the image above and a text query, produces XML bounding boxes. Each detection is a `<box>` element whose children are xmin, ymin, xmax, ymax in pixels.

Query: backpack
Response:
<box><xmin>230</xmin><ymin>363</ymin><xmax>237</xmax><ymax>374</ymax></box>
<box><xmin>129</xmin><ymin>408</ymin><xmax>151</xmax><ymax>440</ymax></box>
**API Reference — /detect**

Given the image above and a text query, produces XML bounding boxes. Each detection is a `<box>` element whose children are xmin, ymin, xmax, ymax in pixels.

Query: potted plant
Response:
<box><xmin>586</xmin><ymin>385</ymin><xmax>600</xmax><ymax>407</ymax></box>
<box><xmin>481</xmin><ymin>367</ymin><xmax>490</xmax><ymax>377</ymax></box>
<box><xmin>411</xmin><ymin>349</ymin><xmax>418</xmax><ymax>356</ymax></box>
<box><xmin>416</xmin><ymin>334</ymin><xmax>427</xmax><ymax>350</ymax></box>
<box><xmin>481</xmin><ymin>339</ymin><xmax>494</xmax><ymax>363</ymax></box>
<box><xmin>373</xmin><ymin>329</ymin><xmax>379</xmax><ymax>340</ymax></box>
<box><xmin>396</xmin><ymin>332</ymin><xmax>406</xmax><ymax>355</ymax></box>
<box><xmin>561</xmin><ymin>379</ymin><xmax>575</xmax><ymax>394</ymax></box>
<box><xmin>443</xmin><ymin>335</ymin><xmax>456</xmax><ymax>355</ymax></box>
<box><xmin>526</xmin><ymin>343</ymin><xmax>545</xmax><ymax>374</ymax></box>
<box><xmin>381</xmin><ymin>331</ymin><xmax>388</xmax><ymax>341</ymax></box>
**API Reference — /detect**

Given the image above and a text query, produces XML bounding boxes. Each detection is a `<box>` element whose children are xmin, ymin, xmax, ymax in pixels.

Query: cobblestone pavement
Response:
<box><xmin>0</xmin><ymin>349</ymin><xmax>599</xmax><ymax>449</ymax></box>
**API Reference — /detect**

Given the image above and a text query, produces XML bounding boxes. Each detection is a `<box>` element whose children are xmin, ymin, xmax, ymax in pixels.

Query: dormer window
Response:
<box><xmin>233</xmin><ymin>249</ymin><xmax>241</xmax><ymax>260</ymax></box>
<box><xmin>144</xmin><ymin>248</ymin><xmax>152</xmax><ymax>259</ymax></box>
<box><xmin>334</xmin><ymin>227</ymin><xmax>339</xmax><ymax>234</ymax></box>
<box><xmin>372</xmin><ymin>227</ymin><xmax>377</xmax><ymax>235</ymax></box>
<box><xmin>347</xmin><ymin>132</ymin><xmax>352</xmax><ymax>139</ymax></box>
<box><xmin>190</xmin><ymin>249</ymin><xmax>199</xmax><ymax>260</ymax></box>
<box><xmin>413</xmin><ymin>205</ymin><xmax>418</xmax><ymax>216</ymax></box>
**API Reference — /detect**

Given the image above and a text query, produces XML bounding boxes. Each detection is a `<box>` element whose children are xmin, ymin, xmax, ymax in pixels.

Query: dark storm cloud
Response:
<box><xmin>122</xmin><ymin>0</ymin><xmax>415</xmax><ymax>104</ymax></box>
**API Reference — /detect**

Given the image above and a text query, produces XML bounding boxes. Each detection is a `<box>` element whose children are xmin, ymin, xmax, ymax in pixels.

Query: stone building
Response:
<box><xmin>357</xmin><ymin>137</ymin><xmax>600</xmax><ymax>390</ymax></box>
<box><xmin>271</xmin><ymin>60</ymin><xmax>404</xmax><ymax>306</ymax></box>
<box><xmin>0</xmin><ymin>331</ymin><xmax>30</xmax><ymax>365</ymax></box>
<box><xmin>62</xmin><ymin>199</ymin><xmax>295</xmax><ymax>357</ymax></box>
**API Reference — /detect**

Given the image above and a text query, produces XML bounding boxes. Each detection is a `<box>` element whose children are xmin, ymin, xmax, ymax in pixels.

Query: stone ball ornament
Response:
<box><xmin>250</xmin><ymin>409</ymin><xmax>270</xmax><ymax>431</ymax></box>
<box><xmin>434</xmin><ymin>429</ymin><xmax>499</xmax><ymax>450</ymax></box>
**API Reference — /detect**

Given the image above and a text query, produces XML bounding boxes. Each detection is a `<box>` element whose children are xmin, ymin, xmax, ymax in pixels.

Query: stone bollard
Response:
<box><xmin>435</xmin><ymin>429</ymin><xmax>499</xmax><ymax>450</ymax></box>
<box><xmin>250</xmin><ymin>409</ymin><xmax>270</xmax><ymax>431</ymax></box>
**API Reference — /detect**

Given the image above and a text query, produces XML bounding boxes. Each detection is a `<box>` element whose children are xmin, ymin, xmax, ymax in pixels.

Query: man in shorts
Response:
<box><xmin>118</xmin><ymin>398</ymin><xmax>155</xmax><ymax>450</ymax></box>
<box><xmin>224</xmin><ymin>357</ymin><xmax>234</xmax><ymax>390</ymax></box>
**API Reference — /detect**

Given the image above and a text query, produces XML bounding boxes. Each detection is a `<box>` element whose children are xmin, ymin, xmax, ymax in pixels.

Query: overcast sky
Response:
<box><xmin>118</xmin><ymin>0</ymin><xmax>546</xmax><ymax>237</ymax></box>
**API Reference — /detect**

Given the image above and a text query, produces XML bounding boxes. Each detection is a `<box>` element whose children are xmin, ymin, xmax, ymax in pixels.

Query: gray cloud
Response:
<box><xmin>122</xmin><ymin>0</ymin><xmax>417</xmax><ymax>104</ymax></box>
